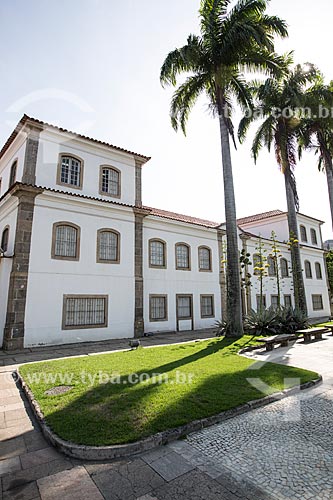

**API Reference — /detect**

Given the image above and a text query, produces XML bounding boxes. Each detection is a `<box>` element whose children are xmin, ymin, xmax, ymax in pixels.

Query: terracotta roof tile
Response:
<box><xmin>0</xmin><ymin>115</ymin><xmax>151</xmax><ymax>162</ymax></box>
<box><xmin>143</xmin><ymin>205</ymin><xmax>220</xmax><ymax>228</ymax></box>
<box><xmin>237</xmin><ymin>210</ymin><xmax>285</xmax><ymax>226</ymax></box>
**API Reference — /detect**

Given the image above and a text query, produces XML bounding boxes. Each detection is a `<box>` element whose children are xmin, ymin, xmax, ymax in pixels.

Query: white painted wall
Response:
<box><xmin>143</xmin><ymin>217</ymin><xmax>221</xmax><ymax>333</ymax></box>
<box><xmin>0</xmin><ymin>138</ymin><xmax>27</xmax><ymax>197</ymax></box>
<box><xmin>35</xmin><ymin>130</ymin><xmax>137</xmax><ymax>206</ymax></box>
<box><xmin>245</xmin><ymin>236</ymin><xmax>330</xmax><ymax>318</ymax></box>
<box><xmin>245</xmin><ymin>238</ymin><xmax>295</xmax><ymax>311</ymax></box>
<box><xmin>301</xmin><ymin>246</ymin><xmax>330</xmax><ymax>318</ymax></box>
<box><xmin>239</xmin><ymin>216</ymin><xmax>289</xmax><ymax>242</ymax></box>
<box><xmin>24</xmin><ymin>193</ymin><xmax>135</xmax><ymax>347</ymax></box>
<box><xmin>0</xmin><ymin>196</ymin><xmax>18</xmax><ymax>347</ymax></box>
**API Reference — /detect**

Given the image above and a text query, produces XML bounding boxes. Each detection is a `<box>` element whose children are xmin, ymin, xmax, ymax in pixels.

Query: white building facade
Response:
<box><xmin>0</xmin><ymin>116</ymin><xmax>330</xmax><ymax>349</ymax></box>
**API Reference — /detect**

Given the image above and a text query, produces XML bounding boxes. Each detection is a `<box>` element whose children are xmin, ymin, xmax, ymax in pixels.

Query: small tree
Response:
<box><xmin>269</xmin><ymin>231</ymin><xmax>283</xmax><ymax>308</ymax></box>
<box><xmin>253</xmin><ymin>236</ymin><xmax>268</xmax><ymax>314</ymax></box>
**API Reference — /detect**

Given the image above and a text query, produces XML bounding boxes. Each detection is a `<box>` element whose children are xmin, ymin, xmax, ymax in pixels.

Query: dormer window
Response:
<box><xmin>57</xmin><ymin>154</ymin><xmax>83</xmax><ymax>189</ymax></box>
<box><xmin>100</xmin><ymin>166</ymin><xmax>121</xmax><ymax>198</ymax></box>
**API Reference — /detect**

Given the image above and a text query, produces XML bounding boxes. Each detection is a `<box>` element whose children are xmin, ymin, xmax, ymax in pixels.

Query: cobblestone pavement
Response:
<box><xmin>1</xmin><ymin>332</ymin><xmax>332</xmax><ymax>499</ymax></box>
<box><xmin>187</xmin><ymin>334</ymin><xmax>333</xmax><ymax>500</ymax></box>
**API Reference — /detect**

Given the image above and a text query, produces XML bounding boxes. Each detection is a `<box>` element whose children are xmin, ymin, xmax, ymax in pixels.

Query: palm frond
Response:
<box><xmin>170</xmin><ymin>73</ymin><xmax>210</xmax><ymax>134</ymax></box>
<box><xmin>160</xmin><ymin>35</ymin><xmax>203</xmax><ymax>87</ymax></box>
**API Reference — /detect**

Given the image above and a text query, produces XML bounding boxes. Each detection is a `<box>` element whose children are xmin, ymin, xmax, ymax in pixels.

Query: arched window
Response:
<box><xmin>198</xmin><ymin>246</ymin><xmax>212</xmax><ymax>271</ymax></box>
<box><xmin>175</xmin><ymin>243</ymin><xmax>190</xmax><ymax>270</ymax></box>
<box><xmin>300</xmin><ymin>225</ymin><xmax>307</xmax><ymax>243</ymax></box>
<box><xmin>253</xmin><ymin>253</ymin><xmax>261</xmax><ymax>276</ymax></box>
<box><xmin>1</xmin><ymin>227</ymin><xmax>9</xmax><ymax>253</ymax></box>
<box><xmin>267</xmin><ymin>256</ymin><xmax>276</xmax><ymax>276</ymax></box>
<box><xmin>9</xmin><ymin>161</ymin><xmax>17</xmax><ymax>188</ymax></box>
<box><xmin>280</xmin><ymin>258</ymin><xmax>289</xmax><ymax>278</ymax></box>
<box><xmin>149</xmin><ymin>239</ymin><xmax>166</xmax><ymax>268</ymax></box>
<box><xmin>100</xmin><ymin>166</ymin><xmax>121</xmax><ymax>197</ymax></box>
<box><xmin>310</xmin><ymin>228</ymin><xmax>318</xmax><ymax>246</ymax></box>
<box><xmin>304</xmin><ymin>260</ymin><xmax>312</xmax><ymax>279</ymax></box>
<box><xmin>52</xmin><ymin>222</ymin><xmax>80</xmax><ymax>260</ymax></box>
<box><xmin>57</xmin><ymin>154</ymin><xmax>83</xmax><ymax>188</ymax></box>
<box><xmin>315</xmin><ymin>262</ymin><xmax>322</xmax><ymax>280</ymax></box>
<box><xmin>97</xmin><ymin>229</ymin><xmax>120</xmax><ymax>263</ymax></box>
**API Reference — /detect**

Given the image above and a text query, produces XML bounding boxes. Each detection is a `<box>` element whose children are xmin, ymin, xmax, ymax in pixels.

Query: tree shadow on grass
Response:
<box><xmin>36</xmin><ymin>338</ymin><xmax>313</xmax><ymax>446</ymax></box>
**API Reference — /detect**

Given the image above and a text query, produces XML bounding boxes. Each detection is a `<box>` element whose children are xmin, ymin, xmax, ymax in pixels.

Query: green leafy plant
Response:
<box><xmin>244</xmin><ymin>308</ymin><xmax>280</xmax><ymax>336</ymax></box>
<box><xmin>278</xmin><ymin>307</ymin><xmax>309</xmax><ymax>334</ymax></box>
<box><xmin>215</xmin><ymin>319</ymin><xmax>231</xmax><ymax>337</ymax></box>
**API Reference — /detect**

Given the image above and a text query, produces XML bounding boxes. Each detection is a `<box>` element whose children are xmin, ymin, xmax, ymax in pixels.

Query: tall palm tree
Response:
<box><xmin>239</xmin><ymin>63</ymin><xmax>319</xmax><ymax>315</ymax></box>
<box><xmin>299</xmin><ymin>80</ymin><xmax>333</xmax><ymax>232</ymax></box>
<box><xmin>160</xmin><ymin>0</ymin><xmax>288</xmax><ymax>336</ymax></box>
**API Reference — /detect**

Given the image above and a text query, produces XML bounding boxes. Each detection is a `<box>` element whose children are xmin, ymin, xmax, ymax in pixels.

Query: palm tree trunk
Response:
<box><xmin>284</xmin><ymin>173</ymin><xmax>308</xmax><ymax>315</ymax></box>
<box><xmin>324</xmin><ymin>157</ymin><xmax>333</xmax><ymax>233</ymax></box>
<box><xmin>217</xmin><ymin>92</ymin><xmax>243</xmax><ymax>337</ymax></box>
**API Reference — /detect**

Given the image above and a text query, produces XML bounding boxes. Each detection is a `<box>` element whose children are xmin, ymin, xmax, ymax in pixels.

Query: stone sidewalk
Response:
<box><xmin>0</xmin><ymin>329</ymin><xmax>215</xmax><ymax>367</ymax></box>
<box><xmin>0</xmin><ymin>331</ymin><xmax>332</xmax><ymax>499</ymax></box>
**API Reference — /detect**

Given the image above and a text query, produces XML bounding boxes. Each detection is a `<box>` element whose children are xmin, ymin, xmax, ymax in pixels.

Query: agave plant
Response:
<box><xmin>244</xmin><ymin>308</ymin><xmax>280</xmax><ymax>336</ymax></box>
<box><xmin>278</xmin><ymin>306</ymin><xmax>309</xmax><ymax>334</ymax></box>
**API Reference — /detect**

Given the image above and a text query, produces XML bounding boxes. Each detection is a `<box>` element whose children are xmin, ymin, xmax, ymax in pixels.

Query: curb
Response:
<box><xmin>15</xmin><ymin>371</ymin><xmax>323</xmax><ymax>461</ymax></box>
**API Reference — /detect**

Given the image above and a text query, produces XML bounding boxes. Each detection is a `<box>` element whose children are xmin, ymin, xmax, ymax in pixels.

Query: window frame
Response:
<box><xmin>198</xmin><ymin>246</ymin><xmax>212</xmax><ymax>272</ymax></box>
<box><xmin>176</xmin><ymin>294</ymin><xmax>193</xmax><ymax>320</ymax></box>
<box><xmin>256</xmin><ymin>294</ymin><xmax>266</xmax><ymax>310</ymax></box>
<box><xmin>267</xmin><ymin>256</ymin><xmax>276</xmax><ymax>277</ymax></box>
<box><xmin>284</xmin><ymin>294</ymin><xmax>292</xmax><ymax>309</ymax></box>
<box><xmin>270</xmin><ymin>295</ymin><xmax>279</xmax><ymax>310</ymax></box>
<box><xmin>315</xmin><ymin>262</ymin><xmax>322</xmax><ymax>280</ymax></box>
<box><xmin>280</xmin><ymin>258</ymin><xmax>289</xmax><ymax>278</ymax></box>
<box><xmin>62</xmin><ymin>294</ymin><xmax>108</xmax><ymax>330</ymax></box>
<box><xmin>175</xmin><ymin>243</ymin><xmax>191</xmax><ymax>271</ymax></box>
<box><xmin>99</xmin><ymin>165</ymin><xmax>121</xmax><ymax>199</ymax></box>
<box><xmin>253</xmin><ymin>253</ymin><xmax>261</xmax><ymax>276</ymax></box>
<box><xmin>1</xmin><ymin>226</ymin><xmax>9</xmax><ymax>253</ymax></box>
<box><xmin>310</xmin><ymin>228</ymin><xmax>318</xmax><ymax>246</ymax></box>
<box><xmin>51</xmin><ymin>222</ymin><xmax>81</xmax><ymax>261</ymax></box>
<box><xmin>312</xmin><ymin>294</ymin><xmax>323</xmax><ymax>311</ymax></box>
<box><xmin>304</xmin><ymin>260</ymin><xmax>312</xmax><ymax>279</ymax></box>
<box><xmin>149</xmin><ymin>294</ymin><xmax>168</xmax><ymax>322</ymax></box>
<box><xmin>96</xmin><ymin>228</ymin><xmax>120</xmax><ymax>264</ymax></box>
<box><xmin>200</xmin><ymin>294</ymin><xmax>215</xmax><ymax>318</ymax></box>
<box><xmin>148</xmin><ymin>238</ymin><xmax>167</xmax><ymax>269</ymax></box>
<box><xmin>9</xmin><ymin>159</ymin><xmax>17</xmax><ymax>189</ymax></box>
<box><xmin>300</xmin><ymin>225</ymin><xmax>308</xmax><ymax>243</ymax></box>
<box><xmin>57</xmin><ymin>153</ymin><xmax>84</xmax><ymax>190</ymax></box>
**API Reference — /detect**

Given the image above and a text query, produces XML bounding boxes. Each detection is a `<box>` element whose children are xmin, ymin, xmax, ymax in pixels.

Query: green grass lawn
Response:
<box><xmin>19</xmin><ymin>337</ymin><xmax>318</xmax><ymax>446</ymax></box>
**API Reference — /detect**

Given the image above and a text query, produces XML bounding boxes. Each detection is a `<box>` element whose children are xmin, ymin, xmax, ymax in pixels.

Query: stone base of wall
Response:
<box><xmin>3</xmin><ymin>337</ymin><xmax>24</xmax><ymax>351</ymax></box>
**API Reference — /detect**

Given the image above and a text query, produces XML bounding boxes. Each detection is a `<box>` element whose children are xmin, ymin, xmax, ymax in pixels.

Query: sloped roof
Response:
<box><xmin>143</xmin><ymin>205</ymin><xmax>220</xmax><ymax>228</ymax></box>
<box><xmin>237</xmin><ymin>210</ymin><xmax>285</xmax><ymax>226</ymax></box>
<box><xmin>0</xmin><ymin>115</ymin><xmax>151</xmax><ymax>162</ymax></box>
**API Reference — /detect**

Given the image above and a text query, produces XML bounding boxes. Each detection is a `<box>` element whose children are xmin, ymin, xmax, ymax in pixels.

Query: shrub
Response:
<box><xmin>244</xmin><ymin>307</ymin><xmax>310</xmax><ymax>337</ymax></box>
<box><xmin>278</xmin><ymin>306</ymin><xmax>309</xmax><ymax>334</ymax></box>
<box><xmin>215</xmin><ymin>319</ymin><xmax>231</xmax><ymax>337</ymax></box>
<box><xmin>244</xmin><ymin>308</ymin><xmax>280</xmax><ymax>336</ymax></box>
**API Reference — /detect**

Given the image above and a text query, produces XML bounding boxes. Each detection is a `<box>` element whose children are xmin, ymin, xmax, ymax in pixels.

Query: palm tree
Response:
<box><xmin>160</xmin><ymin>0</ymin><xmax>288</xmax><ymax>336</ymax></box>
<box><xmin>239</xmin><ymin>63</ymin><xmax>319</xmax><ymax>315</ymax></box>
<box><xmin>299</xmin><ymin>80</ymin><xmax>333</xmax><ymax>232</ymax></box>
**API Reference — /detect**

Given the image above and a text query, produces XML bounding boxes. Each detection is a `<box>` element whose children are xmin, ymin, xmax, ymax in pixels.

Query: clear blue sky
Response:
<box><xmin>1</xmin><ymin>0</ymin><xmax>332</xmax><ymax>238</ymax></box>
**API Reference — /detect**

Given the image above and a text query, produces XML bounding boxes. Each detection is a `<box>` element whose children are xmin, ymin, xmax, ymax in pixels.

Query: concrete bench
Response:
<box><xmin>321</xmin><ymin>324</ymin><xmax>333</xmax><ymax>335</ymax></box>
<box><xmin>259</xmin><ymin>334</ymin><xmax>296</xmax><ymax>352</ymax></box>
<box><xmin>296</xmin><ymin>327</ymin><xmax>329</xmax><ymax>343</ymax></box>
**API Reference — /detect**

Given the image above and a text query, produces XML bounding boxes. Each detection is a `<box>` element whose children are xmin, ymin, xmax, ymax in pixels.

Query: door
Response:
<box><xmin>176</xmin><ymin>294</ymin><xmax>193</xmax><ymax>331</ymax></box>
